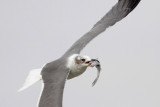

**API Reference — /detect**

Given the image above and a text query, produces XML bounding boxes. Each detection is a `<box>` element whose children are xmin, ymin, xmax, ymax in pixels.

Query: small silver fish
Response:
<box><xmin>89</xmin><ymin>59</ymin><xmax>101</xmax><ymax>86</ymax></box>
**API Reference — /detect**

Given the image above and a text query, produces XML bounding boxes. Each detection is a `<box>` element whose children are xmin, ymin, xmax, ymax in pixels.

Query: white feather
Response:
<box><xmin>36</xmin><ymin>83</ymin><xmax>44</xmax><ymax>107</ymax></box>
<box><xmin>18</xmin><ymin>68</ymin><xmax>42</xmax><ymax>92</ymax></box>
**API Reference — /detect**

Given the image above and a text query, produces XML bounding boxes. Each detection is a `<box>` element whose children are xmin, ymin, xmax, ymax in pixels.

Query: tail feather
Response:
<box><xmin>18</xmin><ymin>68</ymin><xmax>42</xmax><ymax>92</ymax></box>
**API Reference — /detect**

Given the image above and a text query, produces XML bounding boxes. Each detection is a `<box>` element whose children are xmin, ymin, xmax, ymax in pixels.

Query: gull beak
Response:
<box><xmin>85</xmin><ymin>59</ymin><xmax>100</xmax><ymax>67</ymax></box>
<box><xmin>85</xmin><ymin>61</ymin><xmax>92</xmax><ymax>67</ymax></box>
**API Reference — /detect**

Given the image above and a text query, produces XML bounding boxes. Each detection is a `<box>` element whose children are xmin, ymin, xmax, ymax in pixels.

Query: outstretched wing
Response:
<box><xmin>64</xmin><ymin>0</ymin><xmax>141</xmax><ymax>57</ymax></box>
<box><xmin>38</xmin><ymin>60</ymin><xmax>70</xmax><ymax>107</ymax></box>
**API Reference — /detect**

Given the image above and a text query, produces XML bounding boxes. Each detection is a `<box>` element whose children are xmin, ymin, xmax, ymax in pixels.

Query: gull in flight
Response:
<box><xmin>19</xmin><ymin>0</ymin><xmax>141</xmax><ymax>107</ymax></box>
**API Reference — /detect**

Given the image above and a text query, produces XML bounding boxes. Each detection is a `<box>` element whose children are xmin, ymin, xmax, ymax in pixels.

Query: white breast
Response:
<box><xmin>67</xmin><ymin>64</ymin><xmax>87</xmax><ymax>79</ymax></box>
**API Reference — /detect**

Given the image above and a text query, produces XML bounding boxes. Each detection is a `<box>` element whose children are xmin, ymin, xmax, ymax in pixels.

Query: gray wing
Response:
<box><xmin>63</xmin><ymin>0</ymin><xmax>141</xmax><ymax>57</ymax></box>
<box><xmin>38</xmin><ymin>60</ymin><xmax>69</xmax><ymax>107</ymax></box>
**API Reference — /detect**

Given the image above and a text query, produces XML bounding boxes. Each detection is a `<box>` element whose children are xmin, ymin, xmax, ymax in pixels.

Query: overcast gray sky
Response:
<box><xmin>0</xmin><ymin>0</ymin><xmax>160</xmax><ymax>107</ymax></box>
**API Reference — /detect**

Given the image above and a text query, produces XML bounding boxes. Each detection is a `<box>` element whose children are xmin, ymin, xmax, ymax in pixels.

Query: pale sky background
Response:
<box><xmin>0</xmin><ymin>0</ymin><xmax>160</xmax><ymax>107</ymax></box>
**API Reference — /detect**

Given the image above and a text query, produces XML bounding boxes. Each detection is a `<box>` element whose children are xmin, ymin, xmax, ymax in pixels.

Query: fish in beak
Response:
<box><xmin>86</xmin><ymin>59</ymin><xmax>101</xmax><ymax>86</ymax></box>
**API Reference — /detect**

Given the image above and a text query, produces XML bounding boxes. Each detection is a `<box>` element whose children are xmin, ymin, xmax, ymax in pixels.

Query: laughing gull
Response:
<box><xmin>19</xmin><ymin>0</ymin><xmax>141</xmax><ymax>107</ymax></box>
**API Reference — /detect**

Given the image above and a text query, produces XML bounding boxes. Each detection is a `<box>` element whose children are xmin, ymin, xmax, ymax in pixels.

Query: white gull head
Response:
<box><xmin>67</xmin><ymin>54</ymin><xmax>92</xmax><ymax>79</ymax></box>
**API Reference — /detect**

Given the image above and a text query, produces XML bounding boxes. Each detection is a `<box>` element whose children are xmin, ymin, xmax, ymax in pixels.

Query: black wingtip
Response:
<box><xmin>119</xmin><ymin>0</ymin><xmax>141</xmax><ymax>12</ymax></box>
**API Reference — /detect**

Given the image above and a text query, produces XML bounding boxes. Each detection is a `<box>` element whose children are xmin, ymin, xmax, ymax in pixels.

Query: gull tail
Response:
<box><xmin>18</xmin><ymin>68</ymin><xmax>42</xmax><ymax>92</ymax></box>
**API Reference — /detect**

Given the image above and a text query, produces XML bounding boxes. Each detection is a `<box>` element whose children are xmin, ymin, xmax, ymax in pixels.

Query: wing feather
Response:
<box><xmin>63</xmin><ymin>0</ymin><xmax>141</xmax><ymax>56</ymax></box>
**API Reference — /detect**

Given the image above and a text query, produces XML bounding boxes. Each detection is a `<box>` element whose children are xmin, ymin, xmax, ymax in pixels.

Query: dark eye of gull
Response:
<box><xmin>81</xmin><ymin>59</ymin><xmax>85</xmax><ymax>62</ymax></box>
